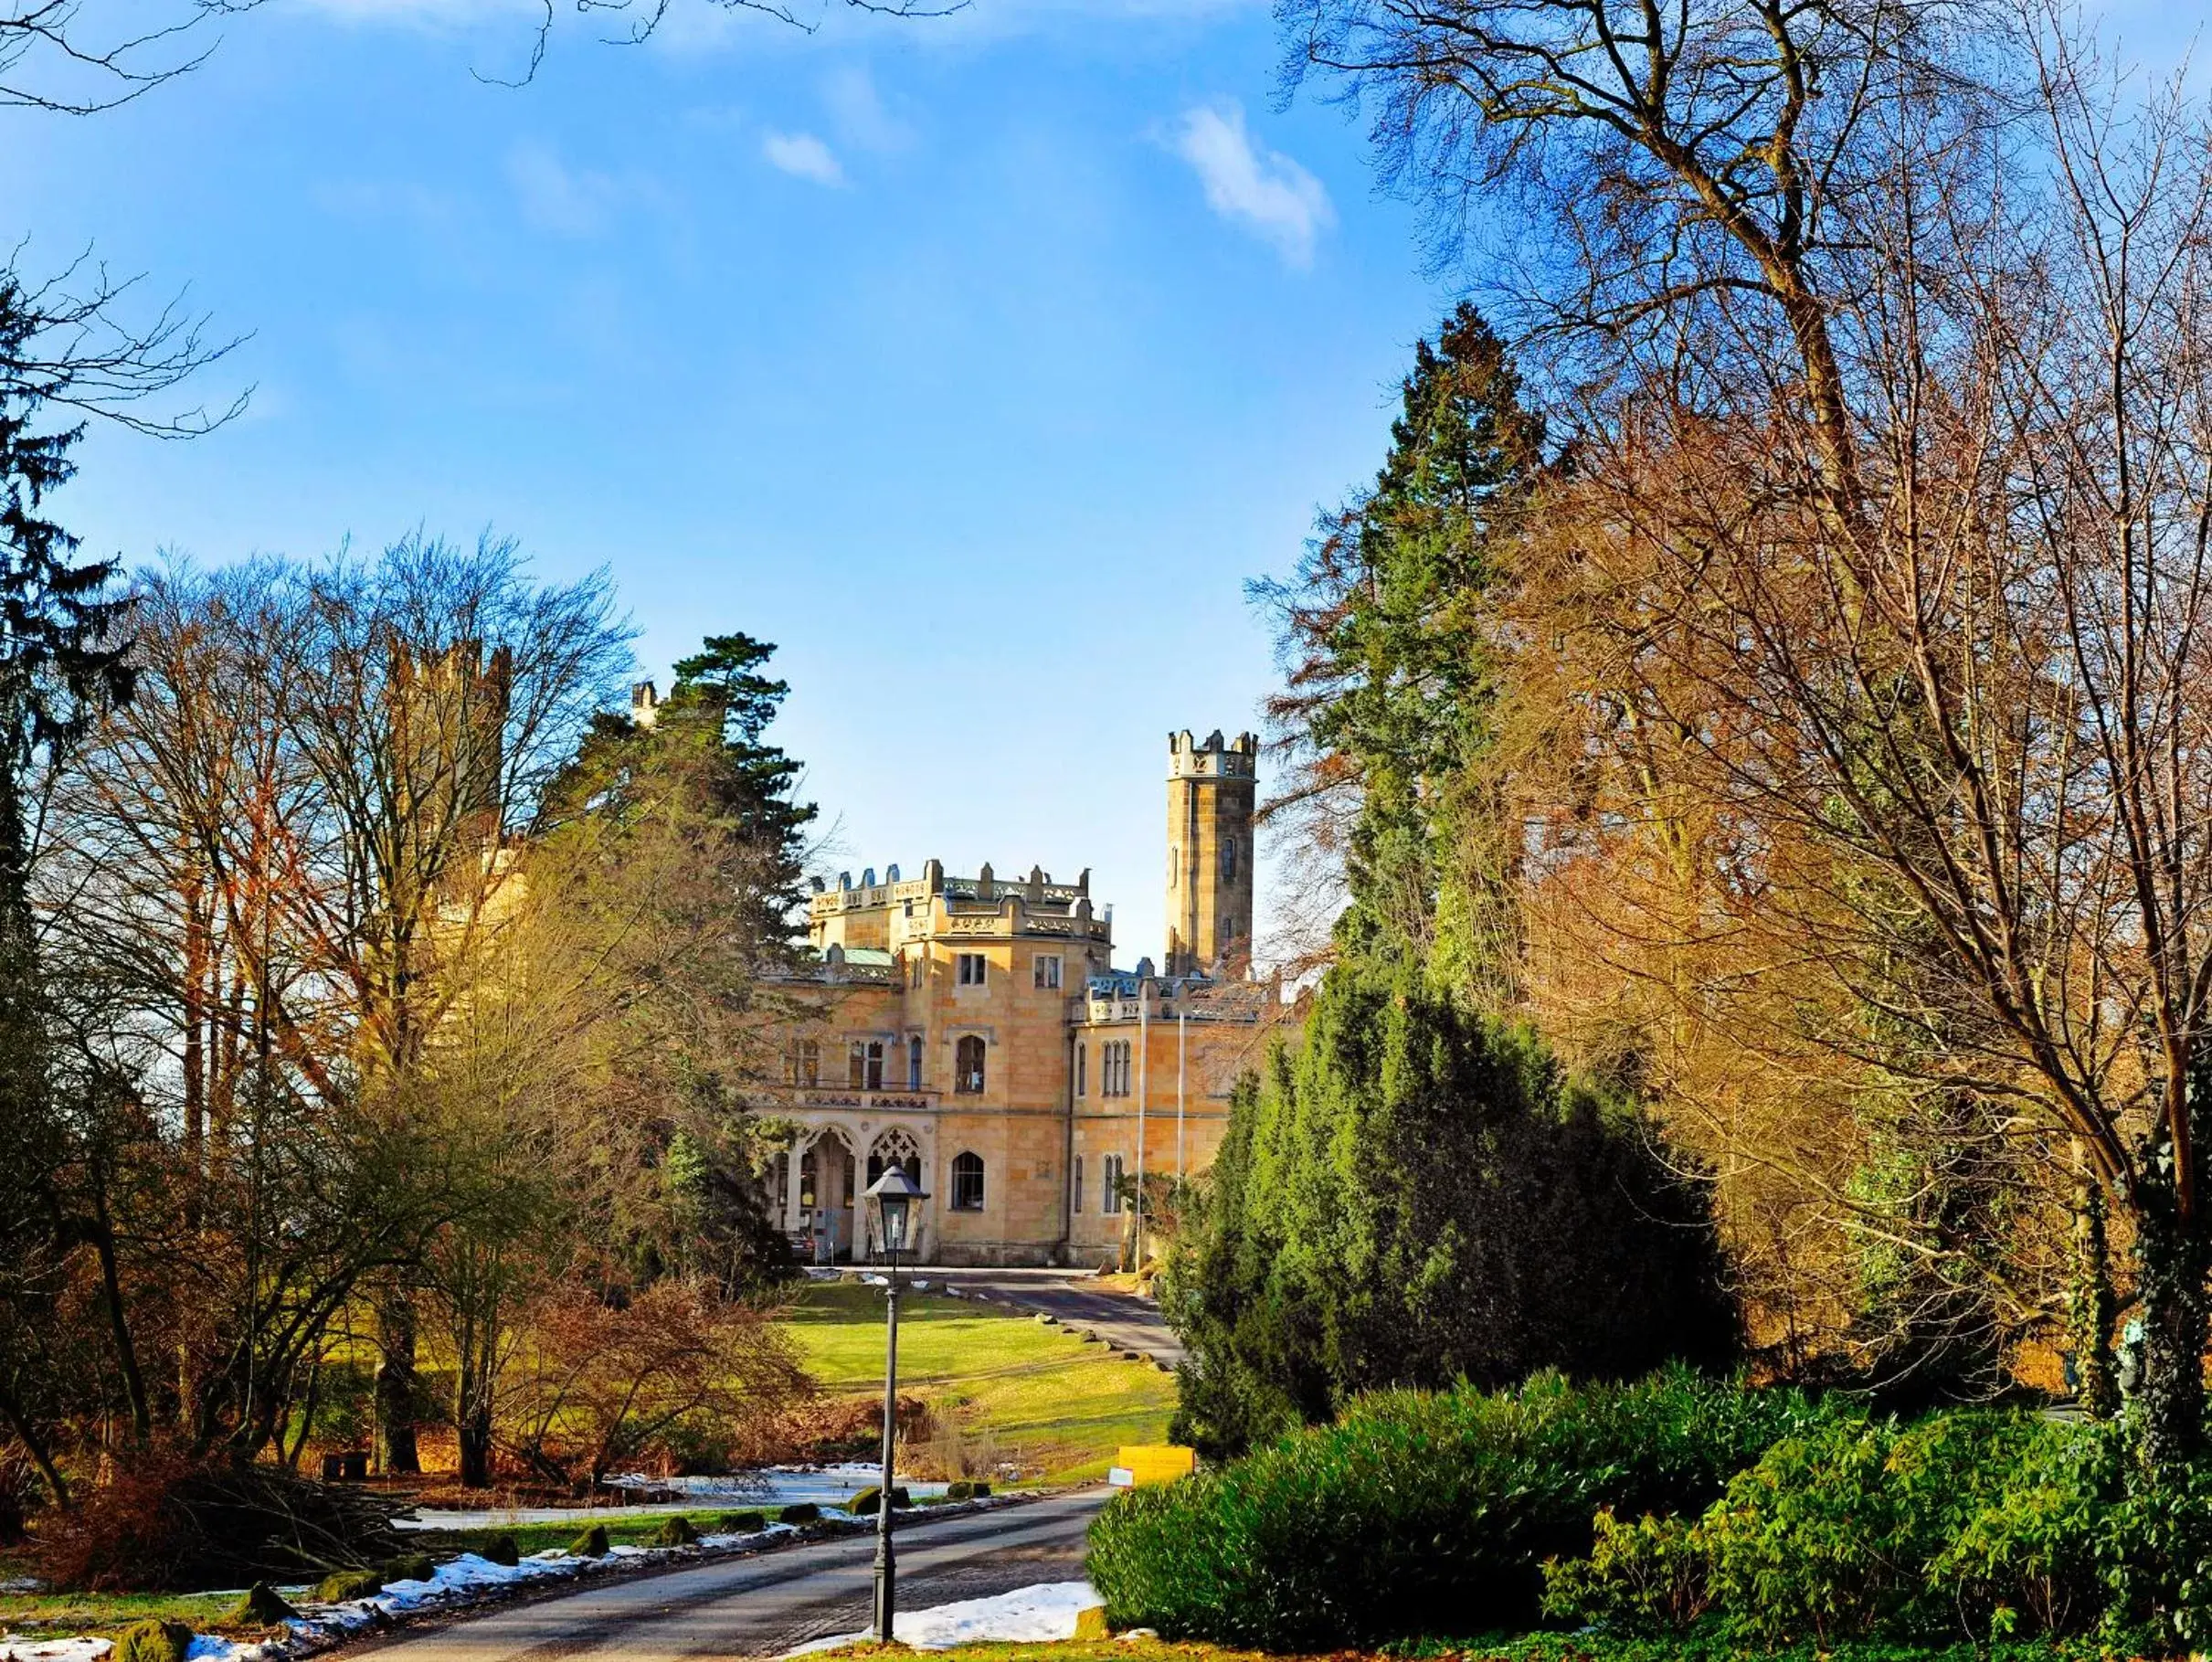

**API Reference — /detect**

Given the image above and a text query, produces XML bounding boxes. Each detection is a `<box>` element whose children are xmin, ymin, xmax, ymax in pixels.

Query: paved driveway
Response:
<box><xmin>923</xmin><ymin>1269</ymin><xmax>1183</xmax><ymax>1368</ymax></box>
<box><xmin>357</xmin><ymin>1491</ymin><xmax>1108</xmax><ymax>1661</ymax></box>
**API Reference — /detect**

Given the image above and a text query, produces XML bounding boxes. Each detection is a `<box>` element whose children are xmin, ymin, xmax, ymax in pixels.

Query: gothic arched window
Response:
<box><xmin>950</xmin><ymin>1150</ymin><xmax>986</xmax><ymax>1212</ymax></box>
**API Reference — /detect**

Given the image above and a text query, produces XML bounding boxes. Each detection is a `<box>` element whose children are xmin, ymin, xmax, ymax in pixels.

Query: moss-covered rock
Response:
<box><xmin>846</xmin><ymin>1486</ymin><xmax>911</xmax><ymax>1517</ymax></box>
<box><xmin>1074</xmin><ymin>1605</ymin><xmax>1112</xmax><ymax>1641</ymax></box>
<box><xmin>382</xmin><ymin>1552</ymin><xmax>436</xmax><ymax>1584</ymax></box>
<box><xmin>228</xmin><ymin>1582</ymin><xmax>299</xmax><ymax>1625</ymax></box>
<box><xmin>482</xmin><ymin>1533</ymin><xmax>522</xmax><ymax>1567</ymax></box>
<box><xmin>112</xmin><ymin>1619</ymin><xmax>192</xmax><ymax>1662</ymax></box>
<box><xmin>651</xmin><ymin>1515</ymin><xmax>700</xmax><ymax>1547</ymax></box>
<box><xmin>777</xmin><ymin>1503</ymin><xmax>820</xmax><ymax>1525</ymax></box>
<box><xmin>315</xmin><ymin>1566</ymin><xmax>387</xmax><ymax>1603</ymax></box>
<box><xmin>717</xmin><ymin>1509</ymin><xmax>768</xmax><ymax>1534</ymax></box>
<box><xmin>568</xmin><ymin>1523</ymin><xmax>611</xmax><ymax>1558</ymax></box>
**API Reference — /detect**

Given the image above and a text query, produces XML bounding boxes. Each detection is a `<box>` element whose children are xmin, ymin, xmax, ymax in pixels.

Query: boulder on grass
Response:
<box><xmin>1074</xmin><ymin>1606</ymin><xmax>1112</xmax><ymax>1642</ymax></box>
<box><xmin>846</xmin><ymin>1486</ymin><xmax>910</xmax><ymax>1517</ymax></box>
<box><xmin>651</xmin><ymin>1516</ymin><xmax>700</xmax><ymax>1547</ymax></box>
<box><xmin>228</xmin><ymin>1582</ymin><xmax>299</xmax><ymax>1625</ymax></box>
<box><xmin>777</xmin><ymin>1503</ymin><xmax>820</xmax><ymax>1526</ymax></box>
<box><xmin>717</xmin><ymin>1510</ymin><xmax>768</xmax><ymax>1534</ymax></box>
<box><xmin>113</xmin><ymin>1620</ymin><xmax>192</xmax><ymax>1662</ymax></box>
<box><xmin>568</xmin><ymin>1524</ymin><xmax>611</xmax><ymax>1559</ymax></box>
<box><xmin>482</xmin><ymin>1534</ymin><xmax>521</xmax><ymax>1568</ymax></box>
<box><xmin>315</xmin><ymin>1567</ymin><xmax>386</xmax><ymax>1603</ymax></box>
<box><xmin>382</xmin><ymin>1553</ymin><xmax>436</xmax><ymax>1584</ymax></box>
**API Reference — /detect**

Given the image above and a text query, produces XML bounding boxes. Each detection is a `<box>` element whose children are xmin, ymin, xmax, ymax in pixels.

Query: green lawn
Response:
<box><xmin>782</xmin><ymin>1281</ymin><xmax>1176</xmax><ymax>1484</ymax></box>
<box><xmin>0</xmin><ymin>1589</ymin><xmax>250</xmax><ymax>1638</ymax></box>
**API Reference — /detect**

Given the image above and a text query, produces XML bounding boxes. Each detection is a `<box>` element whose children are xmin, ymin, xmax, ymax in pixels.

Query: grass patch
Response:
<box><xmin>0</xmin><ymin>1589</ymin><xmax>251</xmax><ymax>1638</ymax></box>
<box><xmin>783</xmin><ymin>1281</ymin><xmax>1174</xmax><ymax>1484</ymax></box>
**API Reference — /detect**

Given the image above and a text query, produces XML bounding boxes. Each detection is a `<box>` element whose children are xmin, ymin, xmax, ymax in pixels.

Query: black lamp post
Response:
<box><xmin>864</xmin><ymin>1163</ymin><xmax>928</xmax><ymax>1644</ymax></box>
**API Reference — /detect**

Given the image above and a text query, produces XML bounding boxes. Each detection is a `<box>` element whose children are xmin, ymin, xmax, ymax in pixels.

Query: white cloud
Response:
<box><xmin>505</xmin><ymin>142</ymin><xmax>620</xmax><ymax>238</ymax></box>
<box><xmin>1168</xmin><ymin>101</ymin><xmax>1333</xmax><ymax>268</ymax></box>
<box><xmin>822</xmin><ymin>63</ymin><xmax>913</xmax><ymax>153</ymax></box>
<box><xmin>762</xmin><ymin>130</ymin><xmax>846</xmax><ymax>186</ymax></box>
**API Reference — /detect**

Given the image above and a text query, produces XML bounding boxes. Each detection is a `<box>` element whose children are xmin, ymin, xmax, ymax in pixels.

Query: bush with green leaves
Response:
<box><xmin>778</xmin><ymin>1502</ymin><xmax>820</xmax><ymax>1525</ymax></box>
<box><xmin>482</xmin><ymin>1533</ymin><xmax>522</xmax><ymax>1567</ymax></box>
<box><xmin>716</xmin><ymin>1509</ymin><xmax>768</xmax><ymax>1534</ymax></box>
<box><xmin>1542</xmin><ymin>1410</ymin><xmax>2212</xmax><ymax>1648</ymax></box>
<box><xmin>1087</xmin><ymin>1367</ymin><xmax>1817</xmax><ymax>1647</ymax></box>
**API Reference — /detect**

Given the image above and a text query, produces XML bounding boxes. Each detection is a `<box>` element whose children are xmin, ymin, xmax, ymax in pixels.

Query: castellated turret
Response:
<box><xmin>1165</xmin><ymin>728</ymin><xmax>1257</xmax><ymax>978</ymax></box>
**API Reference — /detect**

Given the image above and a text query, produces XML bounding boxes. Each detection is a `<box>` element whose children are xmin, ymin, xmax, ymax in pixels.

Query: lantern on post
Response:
<box><xmin>863</xmin><ymin>1163</ymin><xmax>929</xmax><ymax>1642</ymax></box>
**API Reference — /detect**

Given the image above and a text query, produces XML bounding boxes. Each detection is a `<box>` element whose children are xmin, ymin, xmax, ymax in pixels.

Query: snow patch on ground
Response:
<box><xmin>2</xmin><ymin>1639</ymin><xmax>115</xmax><ymax>1662</ymax></box>
<box><xmin>5</xmin><ymin>1498</ymin><xmax>1017</xmax><ymax>1662</ymax></box>
<box><xmin>784</xmin><ymin>1581</ymin><xmax>1103</xmax><ymax>1656</ymax></box>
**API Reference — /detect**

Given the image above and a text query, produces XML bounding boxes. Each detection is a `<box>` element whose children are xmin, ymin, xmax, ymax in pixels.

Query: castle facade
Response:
<box><xmin>760</xmin><ymin>728</ymin><xmax>1267</xmax><ymax>1266</ymax></box>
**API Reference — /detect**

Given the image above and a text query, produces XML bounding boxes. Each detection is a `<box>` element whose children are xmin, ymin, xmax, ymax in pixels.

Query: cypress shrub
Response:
<box><xmin>567</xmin><ymin>1525</ymin><xmax>611</xmax><ymax>1558</ymax></box>
<box><xmin>1159</xmin><ymin>958</ymin><xmax>1738</xmax><ymax>1459</ymax></box>
<box><xmin>382</xmin><ymin>1553</ymin><xmax>435</xmax><ymax>1584</ymax></box>
<box><xmin>717</xmin><ymin>1510</ymin><xmax>769</xmax><ymax>1534</ymax></box>
<box><xmin>778</xmin><ymin>1503</ymin><xmax>820</xmax><ymax>1525</ymax></box>
<box><xmin>651</xmin><ymin>1515</ymin><xmax>700</xmax><ymax>1547</ymax></box>
<box><xmin>482</xmin><ymin>1534</ymin><xmax>522</xmax><ymax>1568</ymax></box>
<box><xmin>847</xmin><ymin>1486</ymin><xmax>910</xmax><ymax>1516</ymax></box>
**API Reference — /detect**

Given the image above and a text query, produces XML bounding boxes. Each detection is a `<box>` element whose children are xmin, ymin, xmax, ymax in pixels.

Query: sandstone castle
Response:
<box><xmin>761</xmin><ymin>727</ymin><xmax>1268</xmax><ymax>1265</ymax></box>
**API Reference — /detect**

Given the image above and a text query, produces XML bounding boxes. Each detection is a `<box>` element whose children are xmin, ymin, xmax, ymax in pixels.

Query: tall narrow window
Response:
<box><xmin>850</xmin><ymin>1040</ymin><xmax>884</xmax><ymax>1090</ymax></box>
<box><xmin>1033</xmin><ymin>954</ymin><xmax>1062</xmax><ymax>990</ymax></box>
<box><xmin>1072</xmin><ymin>1155</ymin><xmax>1084</xmax><ymax>1215</ymax></box>
<box><xmin>799</xmin><ymin>1040</ymin><xmax>820</xmax><ymax>1085</ymax></box>
<box><xmin>1103</xmin><ymin>1154</ymin><xmax>1125</xmax><ymax>1214</ymax></box>
<box><xmin>1076</xmin><ymin>1043</ymin><xmax>1086</xmax><ymax>1098</ymax></box>
<box><xmin>958</xmin><ymin>952</ymin><xmax>988</xmax><ymax>986</ymax></box>
<box><xmin>955</xmin><ymin>1034</ymin><xmax>987</xmax><ymax>1095</ymax></box>
<box><xmin>908</xmin><ymin>1035</ymin><xmax>924</xmax><ymax>1091</ymax></box>
<box><xmin>1102</xmin><ymin>1040</ymin><xmax>1133</xmax><ymax>1097</ymax></box>
<box><xmin>1222</xmin><ymin>838</ymin><xmax>1237</xmax><ymax>879</ymax></box>
<box><xmin>950</xmin><ymin>1151</ymin><xmax>986</xmax><ymax>1212</ymax></box>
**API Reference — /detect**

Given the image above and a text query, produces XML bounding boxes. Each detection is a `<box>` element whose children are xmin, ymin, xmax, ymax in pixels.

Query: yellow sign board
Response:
<box><xmin>1107</xmin><ymin>1445</ymin><xmax>1196</xmax><ymax>1487</ymax></box>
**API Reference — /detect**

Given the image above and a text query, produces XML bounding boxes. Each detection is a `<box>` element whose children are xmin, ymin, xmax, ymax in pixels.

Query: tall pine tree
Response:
<box><xmin>1168</xmin><ymin>308</ymin><xmax>1735</xmax><ymax>1456</ymax></box>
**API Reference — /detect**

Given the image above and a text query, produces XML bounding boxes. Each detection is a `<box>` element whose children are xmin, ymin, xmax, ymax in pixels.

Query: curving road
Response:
<box><xmin>355</xmin><ymin>1491</ymin><xmax>1108</xmax><ymax>1662</ymax></box>
<box><xmin>925</xmin><ymin>1271</ymin><xmax>1182</xmax><ymax>1368</ymax></box>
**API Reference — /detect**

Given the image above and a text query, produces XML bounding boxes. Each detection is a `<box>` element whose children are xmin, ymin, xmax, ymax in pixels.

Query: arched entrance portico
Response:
<box><xmin>797</xmin><ymin>1126</ymin><xmax>858</xmax><ymax>1264</ymax></box>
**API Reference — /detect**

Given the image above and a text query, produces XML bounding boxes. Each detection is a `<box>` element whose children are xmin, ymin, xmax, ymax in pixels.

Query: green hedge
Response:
<box><xmin>1087</xmin><ymin>1367</ymin><xmax>1815</xmax><ymax>1648</ymax></box>
<box><xmin>1543</xmin><ymin>1411</ymin><xmax>2212</xmax><ymax>1650</ymax></box>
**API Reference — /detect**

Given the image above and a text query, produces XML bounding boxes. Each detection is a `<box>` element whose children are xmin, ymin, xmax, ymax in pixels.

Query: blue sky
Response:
<box><xmin>26</xmin><ymin>0</ymin><xmax>2193</xmax><ymax>969</ymax></box>
<box><xmin>12</xmin><ymin>0</ymin><xmax>1453</xmax><ymax>969</ymax></box>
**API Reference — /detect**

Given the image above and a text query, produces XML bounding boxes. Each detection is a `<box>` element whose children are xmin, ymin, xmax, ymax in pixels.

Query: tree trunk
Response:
<box><xmin>457</xmin><ymin>1403</ymin><xmax>493</xmax><ymax>1488</ymax></box>
<box><xmin>2070</xmin><ymin>1180</ymin><xmax>2118</xmax><ymax>1418</ymax></box>
<box><xmin>2132</xmin><ymin>1134</ymin><xmax>2207</xmax><ymax>1473</ymax></box>
<box><xmin>376</xmin><ymin>1291</ymin><xmax>422</xmax><ymax>1475</ymax></box>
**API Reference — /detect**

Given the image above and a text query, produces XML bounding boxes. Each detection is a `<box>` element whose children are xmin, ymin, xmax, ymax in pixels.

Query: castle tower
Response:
<box><xmin>1165</xmin><ymin>728</ymin><xmax>1257</xmax><ymax>977</ymax></box>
